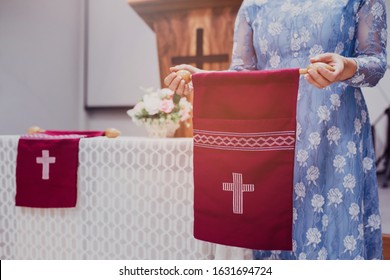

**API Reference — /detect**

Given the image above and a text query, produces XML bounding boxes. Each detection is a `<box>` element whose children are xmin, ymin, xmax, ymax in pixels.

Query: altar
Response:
<box><xmin>0</xmin><ymin>136</ymin><xmax>252</xmax><ymax>260</ymax></box>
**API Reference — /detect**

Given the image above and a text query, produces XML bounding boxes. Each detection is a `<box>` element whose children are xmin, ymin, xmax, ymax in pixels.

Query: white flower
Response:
<box><xmin>327</xmin><ymin>188</ymin><xmax>343</xmax><ymax>207</ymax></box>
<box><xmin>335</xmin><ymin>42</ymin><xmax>344</xmax><ymax>54</ymax></box>
<box><xmin>128</xmin><ymin>87</ymin><xmax>192</xmax><ymax>128</ymax></box>
<box><xmin>343</xmin><ymin>174</ymin><xmax>356</xmax><ymax>193</ymax></box>
<box><xmin>381</xmin><ymin>28</ymin><xmax>387</xmax><ymax>43</ymax></box>
<box><xmin>159</xmin><ymin>88</ymin><xmax>174</xmax><ymax>98</ymax></box>
<box><xmin>354</xmin><ymin>118</ymin><xmax>362</xmax><ymax>135</ymax></box>
<box><xmin>349</xmin><ymin>203</ymin><xmax>360</xmax><ymax>221</ymax></box>
<box><xmin>143</xmin><ymin>94</ymin><xmax>162</xmax><ymax>115</ymax></box>
<box><xmin>309</xmin><ymin>44</ymin><xmax>324</xmax><ymax>57</ymax></box>
<box><xmin>327</xmin><ymin>126</ymin><xmax>341</xmax><ymax>145</ymax></box>
<box><xmin>347</xmin><ymin>141</ymin><xmax>357</xmax><ymax>158</ymax></box>
<box><xmin>333</xmin><ymin>155</ymin><xmax>346</xmax><ymax>173</ymax></box>
<box><xmin>300</xmin><ymin>27</ymin><xmax>310</xmax><ymax>44</ymax></box>
<box><xmin>363</xmin><ymin>157</ymin><xmax>374</xmax><ymax>173</ymax></box>
<box><xmin>330</xmin><ymin>94</ymin><xmax>341</xmax><ymax>110</ymax></box>
<box><xmin>297</xmin><ymin>150</ymin><xmax>309</xmax><ymax>167</ymax></box>
<box><xmin>268</xmin><ymin>20</ymin><xmax>283</xmax><ymax>36</ymax></box>
<box><xmin>269</xmin><ymin>51</ymin><xmax>281</xmax><ymax>68</ymax></box>
<box><xmin>298</xmin><ymin>253</ymin><xmax>307</xmax><ymax>260</ymax></box>
<box><xmin>269</xmin><ymin>251</ymin><xmax>281</xmax><ymax>260</ymax></box>
<box><xmin>291</xmin><ymin>36</ymin><xmax>301</xmax><ymax>52</ymax></box>
<box><xmin>340</xmin><ymin>15</ymin><xmax>345</xmax><ymax>32</ymax></box>
<box><xmin>318</xmin><ymin>247</ymin><xmax>328</xmax><ymax>260</ymax></box>
<box><xmin>354</xmin><ymin>89</ymin><xmax>362</xmax><ymax>104</ymax></box>
<box><xmin>343</xmin><ymin>235</ymin><xmax>357</xmax><ymax>255</ymax></box>
<box><xmin>295</xmin><ymin>182</ymin><xmax>306</xmax><ymax>200</ymax></box>
<box><xmin>371</xmin><ymin>2</ymin><xmax>384</xmax><ymax>19</ymax></box>
<box><xmin>306</xmin><ymin>228</ymin><xmax>321</xmax><ymax>247</ymax></box>
<box><xmin>293</xmin><ymin>207</ymin><xmax>298</xmax><ymax>224</ymax></box>
<box><xmin>308</xmin><ymin>132</ymin><xmax>321</xmax><ymax>150</ymax></box>
<box><xmin>306</xmin><ymin>166</ymin><xmax>320</xmax><ymax>186</ymax></box>
<box><xmin>361</xmin><ymin>110</ymin><xmax>367</xmax><ymax>124</ymax></box>
<box><xmin>366</xmin><ymin>214</ymin><xmax>381</xmax><ymax>231</ymax></box>
<box><xmin>318</xmin><ymin>106</ymin><xmax>330</xmax><ymax>123</ymax></box>
<box><xmin>351</xmin><ymin>73</ymin><xmax>365</xmax><ymax>85</ymax></box>
<box><xmin>348</xmin><ymin>27</ymin><xmax>355</xmax><ymax>40</ymax></box>
<box><xmin>310</xmin><ymin>12</ymin><xmax>324</xmax><ymax>25</ymax></box>
<box><xmin>296</xmin><ymin>122</ymin><xmax>302</xmax><ymax>141</ymax></box>
<box><xmin>311</xmin><ymin>194</ymin><xmax>325</xmax><ymax>213</ymax></box>
<box><xmin>259</xmin><ymin>37</ymin><xmax>268</xmax><ymax>54</ymax></box>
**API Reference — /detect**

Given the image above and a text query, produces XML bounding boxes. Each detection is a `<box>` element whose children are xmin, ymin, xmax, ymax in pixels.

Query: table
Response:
<box><xmin>0</xmin><ymin>136</ymin><xmax>252</xmax><ymax>260</ymax></box>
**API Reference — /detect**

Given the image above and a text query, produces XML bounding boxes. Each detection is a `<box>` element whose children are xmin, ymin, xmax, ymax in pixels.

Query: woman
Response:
<box><xmin>165</xmin><ymin>0</ymin><xmax>387</xmax><ymax>260</ymax></box>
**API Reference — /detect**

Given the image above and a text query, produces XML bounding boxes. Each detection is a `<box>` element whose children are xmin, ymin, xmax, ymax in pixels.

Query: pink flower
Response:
<box><xmin>160</xmin><ymin>99</ymin><xmax>175</xmax><ymax>113</ymax></box>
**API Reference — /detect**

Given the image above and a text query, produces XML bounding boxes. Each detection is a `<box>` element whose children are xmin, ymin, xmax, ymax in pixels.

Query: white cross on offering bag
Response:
<box><xmin>36</xmin><ymin>150</ymin><xmax>56</xmax><ymax>180</ymax></box>
<box><xmin>223</xmin><ymin>173</ymin><xmax>254</xmax><ymax>214</ymax></box>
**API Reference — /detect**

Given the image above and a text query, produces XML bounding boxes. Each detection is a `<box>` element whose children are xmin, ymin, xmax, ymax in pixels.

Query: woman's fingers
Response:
<box><xmin>305</xmin><ymin>69</ymin><xmax>332</xmax><ymax>89</ymax></box>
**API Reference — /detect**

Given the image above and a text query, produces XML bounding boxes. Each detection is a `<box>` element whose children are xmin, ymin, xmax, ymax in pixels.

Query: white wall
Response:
<box><xmin>0</xmin><ymin>0</ymin><xmax>158</xmax><ymax>137</ymax></box>
<box><xmin>0</xmin><ymin>0</ymin><xmax>83</xmax><ymax>135</ymax></box>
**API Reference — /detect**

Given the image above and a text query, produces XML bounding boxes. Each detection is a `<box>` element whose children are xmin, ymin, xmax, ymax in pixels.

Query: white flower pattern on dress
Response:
<box><xmin>330</xmin><ymin>94</ymin><xmax>341</xmax><ymax>110</ymax></box>
<box><xmin>366</xmin><ymin>215</ymin><xmax>381</xmax><ymax>232</ymax></box>
<box><xmin>311</xmin><ymin>194</ymin><xmax>325</xmax><ymax>213</ymax></box>
<box><xmin>318</xmin><ymin>106</ymin><xmax>331</xmax><ymax>123</ymax></box>
<box><xmin>327</xmin><ymin>126</ymin><xmax>341</xmax><ymax>145</ymax></box>
<box><xmin>349</xmin><ymin>203</ymin><xmax>360</xmax><ymax>221</ymax></box>
<box><xmin>297</xmin><ymin>150</ymin><xmax>309</xmax><ymax>166</ymax></box>
<box><xmin>308</xmin><ymin>132</ymin><xmax>321</xmax><ymax>150</ymax></box>
<box><xmin>327</xmin><ymin>188</ymin><xmax>343</xmax><ymax>207</ymax></box>
<box><xmin>232</xmin><ymin>0</ymin><xmax>385</xmax><ymax>260</ymax></box>
<box><xmin>306</xmin><ymin>166</ymin><xmax>320</xmax><ymax>186</ymax></box>
<box><xmin>346</xmin><ymin>141</ymin><xmax>357</xmax><ymax>158</ymax></box>
<box><xmin>295</xmin><ymin>182</ymin><xmax>306</xmax><ymax>201</ymax></box>
<box><xmin>343</xmin><ymin>174</ymin><xmax>356</xmax><ymax>193</ymax></box>
<box><xmin>333</xmin><ymin>155</ymin><xmax>346</xmax><ymax>173</ymax></box>
<box><xmin>363</xmin><ymin>157</ymin><xmax>374</xmax><ymax>173</ymax></box>
<box><xmin>306</xmin><ymin>228</ymin><xmax>322</xmax><ymax>247</ymax></box>
<box><xmin>343</xmin><ymin>236</ymin><xmax>357</xmax><ymax>255</ymax></box>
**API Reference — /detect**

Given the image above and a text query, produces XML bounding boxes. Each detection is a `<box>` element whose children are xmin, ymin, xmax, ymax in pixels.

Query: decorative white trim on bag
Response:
<box><xmin>193</xmin><ymin>129</ymin><xmax>295</xmax><ymax>152</ymax></box>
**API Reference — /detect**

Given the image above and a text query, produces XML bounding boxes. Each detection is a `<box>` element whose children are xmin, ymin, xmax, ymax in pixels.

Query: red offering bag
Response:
<box><xmin>192</xmin><ymin>69</ymin><xmax>299</xmax><ymax>250</ymax></box>
<box><xmin>15</xmin><ymin>130</ymin><xmax>104</xmax><ymax>208</ymax></box>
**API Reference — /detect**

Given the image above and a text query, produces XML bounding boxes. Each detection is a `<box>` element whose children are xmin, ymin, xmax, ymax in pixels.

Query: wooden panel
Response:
<box><xmin>128</xmin><ymin>0</ymin><xmax>242</xmax><ymax>26</ymax></box>
<box><xmin>153</xmin><ymin>7</ymin><xmax>237</xmax><ymax>84</ymax></box>
<box><xmin>128</xmin><ymin>0</ymin><xmax>242</xmax><ymax>137</ymax></box>
<box><xmin>153</xmin><ymin>7</ymin><xmax>238</xmax><ymax>137</ymax></box>
<box><xmin>383</xmin><ymin>234</ymin><xmax>390</xmax><ymax>260</ymax></box>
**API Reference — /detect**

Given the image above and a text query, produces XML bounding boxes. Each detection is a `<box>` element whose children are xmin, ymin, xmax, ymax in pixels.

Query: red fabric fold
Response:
<box><xmin>15</xmin><ymin>130</ymin><xmax>104</xmax><ymax>208</ymax></box>
<box><xmin>191</xmin><ymin>69</ymin><xmax>299</xmax><ymax>250</ymax></box>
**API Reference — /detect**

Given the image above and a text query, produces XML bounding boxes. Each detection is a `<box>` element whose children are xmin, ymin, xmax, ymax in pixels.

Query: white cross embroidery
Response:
<box><xmin>223</xmin><ymin>173</ymin><xmax>254</xmax><ymax>214</ymax></box>
<box><xmin>36</xmin><ymin>150</ymin><xmax>56</xmax><ymax>180</ymax></box>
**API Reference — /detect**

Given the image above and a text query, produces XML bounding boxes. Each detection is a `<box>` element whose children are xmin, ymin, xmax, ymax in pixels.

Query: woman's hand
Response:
<box><xmin>305</xmin><ymin>53</ymin><xmax>357</xmax><ymax>89</ymax></box>
<box><xmin>164</xmin><ymin>64</ymin><xmax>204</xmax><ymax>96</ymax></box>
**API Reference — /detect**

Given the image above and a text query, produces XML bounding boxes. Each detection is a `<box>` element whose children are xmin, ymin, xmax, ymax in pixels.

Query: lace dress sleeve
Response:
<box><xmin>229</xmin><ymin>3</ymin><xmax>257</xmax><ymax>71</ymax></box>
<box><xmin>344</xmin><ymin>0</ymin><xmax>387</xmax><ymax>87</ymax></box>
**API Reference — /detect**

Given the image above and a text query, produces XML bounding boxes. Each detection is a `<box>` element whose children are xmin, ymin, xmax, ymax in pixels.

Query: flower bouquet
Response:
<box><xmin>127</xmin><ymin>87</ymin><xmax>192</xmax><ymax>138</ymax></box>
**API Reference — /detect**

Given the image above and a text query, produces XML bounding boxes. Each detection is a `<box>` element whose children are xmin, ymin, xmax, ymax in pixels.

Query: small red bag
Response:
<box><xmin>15</xmin><ymin>131</ymin><xmax>104</xmax><ymax>208</ymax></box>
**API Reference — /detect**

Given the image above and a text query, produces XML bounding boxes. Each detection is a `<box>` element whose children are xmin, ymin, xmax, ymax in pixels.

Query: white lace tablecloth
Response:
<box><xmin>0</xmin><ymin>136</ymin><xmax>252</xmax><ymax>260</ymax></box>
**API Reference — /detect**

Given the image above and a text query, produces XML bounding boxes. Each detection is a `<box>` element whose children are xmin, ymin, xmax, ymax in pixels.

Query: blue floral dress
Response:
<box><xmin>230</xmin><ymin>0</ymin><xmax>387</xmax><ymax>259</ymax></box>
